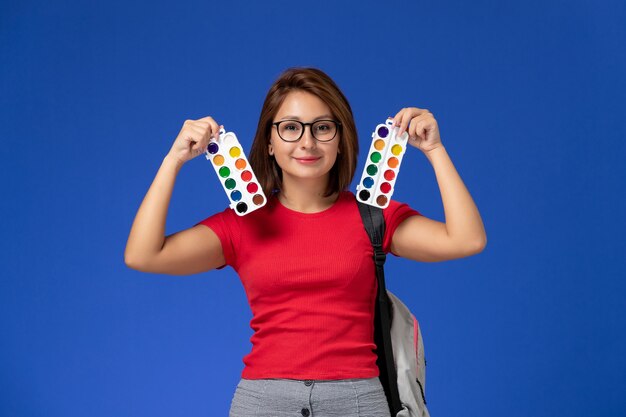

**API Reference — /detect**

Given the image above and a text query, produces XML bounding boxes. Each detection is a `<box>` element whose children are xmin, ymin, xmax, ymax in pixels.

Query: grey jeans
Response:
<box><xmin>229</xmin><ymin>377</ymin><xmax>392</xmax><ymax>417</ymax></box>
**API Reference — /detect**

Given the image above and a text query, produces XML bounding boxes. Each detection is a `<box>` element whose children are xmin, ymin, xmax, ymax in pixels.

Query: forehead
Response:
<box><xmin>275</xmin><ymin>90</ymin><xmax>332</xmax><ymax>119</ymax></box>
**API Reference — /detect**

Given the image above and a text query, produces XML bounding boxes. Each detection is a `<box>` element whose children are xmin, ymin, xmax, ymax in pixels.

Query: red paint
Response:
<box><xmin>384</xmin><ymin>170</ymin><xmax>395</xmax><ymax>181</ymax></box>
<box><xmin>241</xmin><ymin>170</ymin><xmax>253</xmax><ymax>182</ymax></box>
<box><xmin>247</xmin><ymin>182</ymin><xmax>259</xmax><ymax>193</ymax></box>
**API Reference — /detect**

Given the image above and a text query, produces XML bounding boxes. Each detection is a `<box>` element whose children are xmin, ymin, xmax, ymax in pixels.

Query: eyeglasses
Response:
<box><xmin>272</xmin><ymin>119</ymin><xmax>342</xmax><ymax>142</ymax></box>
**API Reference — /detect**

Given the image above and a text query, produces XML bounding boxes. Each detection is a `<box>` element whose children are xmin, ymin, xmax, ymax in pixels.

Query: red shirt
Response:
<box><xmin>197</xmin><ymin>190</ymin><xmax>420</xmax><ymax>380</ymax></box>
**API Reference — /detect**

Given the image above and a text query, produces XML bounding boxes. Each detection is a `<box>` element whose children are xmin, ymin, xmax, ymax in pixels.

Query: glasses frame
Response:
<box><xmin>271</xmin><ymin>119</ymin><xmax>342</xmax><ymax>143</ymax></box>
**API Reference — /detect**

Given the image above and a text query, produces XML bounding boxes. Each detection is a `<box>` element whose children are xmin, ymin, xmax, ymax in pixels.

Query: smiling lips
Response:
<box><xmin>294</xmin><ymin>156</ymin><xmax>321</xmax><ymax>164</ymax></box>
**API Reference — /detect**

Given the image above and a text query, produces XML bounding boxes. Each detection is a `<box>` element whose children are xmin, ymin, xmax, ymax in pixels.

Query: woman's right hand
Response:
<box><xmin>167</xmin><ymin>116</ymin><xmax>223</xmax><ymax>165</ymax></box>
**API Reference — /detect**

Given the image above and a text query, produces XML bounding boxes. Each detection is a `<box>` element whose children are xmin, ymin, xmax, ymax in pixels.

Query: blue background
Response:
<box><xmin>1</xmin><ymin>0</ymin><xmax>625</xmax><ymax>416</ymax></box>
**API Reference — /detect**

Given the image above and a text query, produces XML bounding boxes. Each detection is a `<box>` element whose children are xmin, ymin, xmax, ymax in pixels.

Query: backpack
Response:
<box><xmin>357</xmin><ymin>201</ymin><xmax>431</xmax><ymax>417</ymax></box>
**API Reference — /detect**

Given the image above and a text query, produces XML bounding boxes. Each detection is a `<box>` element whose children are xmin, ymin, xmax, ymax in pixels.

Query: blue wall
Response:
<box><xmin>1</xmin><ymin>0</ymin><xmax>625</xmax><ymax>415</ymax></box>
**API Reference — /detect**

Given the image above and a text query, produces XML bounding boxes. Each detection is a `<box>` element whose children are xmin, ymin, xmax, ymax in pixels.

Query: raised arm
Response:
<box><xmin>388</xmin><ymin>109</ymin><xmax>487</xmax><ymax>262</ymax></box>
<box><xmin>124</xmin><ymin>117</ymin><xmax>226</xmax><ymax>275</ymax></box>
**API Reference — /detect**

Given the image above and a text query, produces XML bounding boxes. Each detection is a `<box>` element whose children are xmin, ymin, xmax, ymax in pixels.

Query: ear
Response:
<box><xmin>268</xmin><ymin>144</ymin><xmax>274</xmax><ymax>156</ymax></box>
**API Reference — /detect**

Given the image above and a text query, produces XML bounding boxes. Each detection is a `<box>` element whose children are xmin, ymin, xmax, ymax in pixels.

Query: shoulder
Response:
<box><xmin>197</xmin><ymin>205</ymin><xmax>238</xmax><ymax>227</ymax></box>
<box><xmin>382</xmin><ymin>198</ymin><xmax>422</xmax><ymax>244</ymax></box>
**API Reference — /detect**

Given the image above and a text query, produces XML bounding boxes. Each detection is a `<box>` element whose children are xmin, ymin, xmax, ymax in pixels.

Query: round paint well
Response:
<box><xmin>376</xmin><ymin>195</ymin><xmax>388</xmax><ymax>206</ymax></box>
<box><xmin>213</xmin><ymin>155</ymin><xmax>225</xmax><ymax>166</ymax></box>
<box><xmin>377</xmin><ymin>126</ymin><xmax>389</xmax><ymax>138</ymax></box>
<box><xmin>208</xmin><ymin>142</ymin><xmax>219</xmax><ymax>154</ymax></box>
<box><xmin>384</xmin><ymin>170</ymin><xmax>395</xmax><ymax>181</ymax></box>
<box><xmin>229</xmin><ymin>147</ymin><xmax>241</xmax><ymax>158</ymax></box>
<box><xmin>225</xmin><ymin>178</ymin><xmax>236</xmax><ymax>190</ymax></box>
<box><xmin>366</xmin><ymin>164</ymin><xmax>378</xmax><ymax>176</ymax></box>
<box><xmin>359</xmin><ymin>190</ymin><xmax>371</xmax><ymax>201</ymax></box>
<box><xmin>387</xmin><ymin>157</ymin><xmax>399</xmax><ymax>168</ymax></box>
<box><xmin>374</xmin><ymin>139</ymin><xmax>385</xmax><ymax>150</ymax></box>
<box><xmin>391</xmin><ymin>144</ymin><xmax>403</xmax><ymax>156</ymax></box>
<box><xmin>370</xmin><ymin>152</ymin><xmax>382</xmax><ymax>163</ymax></box>
<box><xmin>236</xmin><ymin>202</ymin><xmax>248</xmax><ymax>213</ymax></box>
<box><xmin>253</xmin><ymin>194</ymin><xmax>264</xmax><ymax>206</ymax></box>
<box><xmin>230</xmin><ymin>190</ymin><xmax>242</xmax><ymax>201</ymax></box>
<box><xmin>235</xmin><ymin>158</ymin><xmax>247</xmax><ymax>170</ymax></box>
<box><xmin>363</xmin><ymin>177</ymin><xmax>374</xmax><ymax>188</ymax></box>
<box><xmin>380</xmin><ymin>182</ymin><xmax>392</xmax><ymax>193</ymax></box>
<box><xmin>247</xmin><ymin>182</ymin><xmax>259</xmax><ymax>193</ymax></box>
<box><xmin>241</xmin><ymin>170</ymin><xmax>252</xmax><ymax>182</ymax></box>
<box><xmin>219</xmin><ymin>166</ymin><xmax>230</xmax><ymax>178</ymax></box>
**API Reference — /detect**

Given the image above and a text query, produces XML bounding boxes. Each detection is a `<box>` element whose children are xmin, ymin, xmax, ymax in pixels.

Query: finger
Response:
<box><xmin>209</xmin><ymin>121</ymin><xmax>221</xmax><ymax>140</ymax></box>
<box><xmin>413</xmin><ymin>119</ymin><xmax>429</xmax><ymax>142</ymax></box>
<box><xmin>408</xmin><ymin>118</ymin><xmax>418</xmax><ymax>141</ymax></box>
<box><xmin>194</xmin><ymin>118</ymin><xmax>219</xmax><ymax>139</ymax></box>
<box><xmin>400</xmin><ymin>108</ymin><xmax>429</xmax><ymax>125</ymax></box>
<box><xmin>411</xmin><ymin>108</ymin><xmax>429</xmax><ymax>116</ymax></box>
<box><xmin>182</xmin><ymin>120</ymin><xmax>208</xmax><ymax>138</ymax></box>
<box><xmin>398</xmin><ymin>110</ymin><xmax>413</xmax><ymax>136</ymax></box>
<box><xmin>193</xmin><ymin>120</ymin><xmax>211</xmax><ymax>130</ymax></box>
<box><xmin>185</xmin><ymin>128</ymin><xmax>209</xmax><ymax>149</ymax></box>
<box><xmin>392</xmin><ymin>108</ymin><xmax>405</xmax><ymax>128</ymax></box>
<box><xmin>190</xmin><ymin>135</ymin><xmax>204</xmax><ymax>151</ymax></box>
<box><xmin>409</xmin><ymin>113</ymin><xmax>431</xmax><ymax>136</ymax></box>
<box><xmin>188</xmin><ymin>124</ymin><xmax>208</xmax><ymax>134</ymax></box>
<box><xmin>185</xmin><ymin>136</ymin><xmax>203</xmax><ymax>153</ymax></box>
<box><xmin>187</xmin><ymin>125</ymin><xmax>209</xmax><ymax>143</ymax></box>
<box><xmin>198</xmin><ymin>116</ymin><xmax>216</xmax><ymax>124</ymax></box>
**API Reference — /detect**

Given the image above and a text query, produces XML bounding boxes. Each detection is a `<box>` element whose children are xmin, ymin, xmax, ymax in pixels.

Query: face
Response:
<box><xmin>269</xmin><ymin>90</ymin><xmax>341</xmax><ymax>188</ymax></box>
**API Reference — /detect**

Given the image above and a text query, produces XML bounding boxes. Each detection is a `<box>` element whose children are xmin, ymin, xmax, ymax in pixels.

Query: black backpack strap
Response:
<box><xmin>357</xmin><ymin>201</ymin><xmax>402</xmax><ymax>416</ymax></box>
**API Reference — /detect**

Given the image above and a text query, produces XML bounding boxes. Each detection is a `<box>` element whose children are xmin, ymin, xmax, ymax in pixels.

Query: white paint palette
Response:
<box><xmin>204</xmin><ymin>128</ymin><xmax>267</xmax><ymax>216</ymax></box>
<box><xmin>356</xmin><ymin>119</ymin><xmax>409</xmax><ymax>208</ymax></box>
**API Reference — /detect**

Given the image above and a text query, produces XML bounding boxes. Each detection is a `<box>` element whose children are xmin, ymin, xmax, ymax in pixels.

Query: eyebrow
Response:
<box><xmin>277</xmin><ymin>114</ymin><xmax>334</xmax><ymax>121</ymax></box>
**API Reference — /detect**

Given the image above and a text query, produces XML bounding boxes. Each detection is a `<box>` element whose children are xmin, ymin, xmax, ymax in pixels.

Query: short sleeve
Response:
<box><xmin>195</xmin><ymin>207</ymin><xmax>239</xmax><ymax>270</ymax></box>
<box><xmin>382</xmin><ymin>200</ymin><xmax>421</xmax><ymax>256</ymax></box>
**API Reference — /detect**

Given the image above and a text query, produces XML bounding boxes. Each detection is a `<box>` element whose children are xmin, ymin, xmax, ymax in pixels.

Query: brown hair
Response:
<box><xmin>249</xmin><ymin>67</ymin><xmax>359</xmax><ymax>198</ymax></box>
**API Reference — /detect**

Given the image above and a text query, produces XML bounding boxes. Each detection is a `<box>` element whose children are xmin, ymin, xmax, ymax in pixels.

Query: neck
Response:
<box><xmin>277</xmin><ymin>176</ymin><xmax>340</xmax><ymax>213</ymax></box>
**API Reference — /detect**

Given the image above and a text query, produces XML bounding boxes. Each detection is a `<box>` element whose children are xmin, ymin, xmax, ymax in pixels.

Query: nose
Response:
<box><xmin>299</xmin><ymin>125</ymin><xmax>317</xmax><ymax>149</ymax></box>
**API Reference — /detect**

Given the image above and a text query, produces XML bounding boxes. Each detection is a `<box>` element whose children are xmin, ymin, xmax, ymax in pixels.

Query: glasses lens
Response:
<box><xmin>278</xmin><ymin>121</ymin><xmax>302</xmax><ymax>141</ymax></box>
<box><xmin>312</xmin><ymin>120</ymin><xmax>337</xmax><ymax>141</ymax></box>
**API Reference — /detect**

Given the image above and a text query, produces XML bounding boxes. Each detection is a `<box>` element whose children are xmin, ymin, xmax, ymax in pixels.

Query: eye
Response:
<box><xmin>315</xmin><ymin>122</ymin><xmax>331</xmax><ymax>132</ymax></box>
<box><xmin>282</xmin><ymin>122</ymin><xmax>301</xmax><ymax>131</ymax></box>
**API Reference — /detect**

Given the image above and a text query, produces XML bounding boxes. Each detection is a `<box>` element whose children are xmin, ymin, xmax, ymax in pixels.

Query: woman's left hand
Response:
<box><xmin>391</xmin><ymin>107</ymin><xmax>443</xmax><ymax>153</ymax></box>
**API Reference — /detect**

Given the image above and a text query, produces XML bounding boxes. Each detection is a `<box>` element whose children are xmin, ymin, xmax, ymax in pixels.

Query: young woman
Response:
<box><xmin>125</xmin><ymin>67</ymin><xmax>486</xmax><ymax>417</ymax></box>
